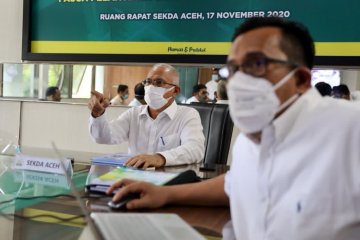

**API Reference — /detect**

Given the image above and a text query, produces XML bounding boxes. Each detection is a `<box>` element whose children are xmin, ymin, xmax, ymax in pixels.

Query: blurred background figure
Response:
<box><xmin>110</xmin><ymin>84</ymin><xmax>129</xmax><ymax>105</ymax></box>
<box><xmin>45</xmin><ymin>86</ymin><xmax>61</xmax><ymax>102</ymax></box>
<box><xmin>351</xmin><ymin>91</ymin><xmax>360</xmax><ymax>101</ymax></box>
<box><xmin>186</xmin><ymin>84</ymin><xmax>209</xmax><ymax>104</ymax></box>
<box><xmin>332</xmin><ymin>84</ymin><xmax>351</xmax><ymax>100</ymax></box>
<box><xmin>214</xmin><ymin>80</ymin><xmax>228</xmax><ymax>104</ymax></box>
<box><xmin>205</xmin><ymin>68</ymin><xmax>220</xmax><ymax>102</ymax></box>
<box><xmin>314</xmin><ymin>82</ymin><xmax>332</xmax><ymax>96</ymax></box>
<box><xmin>128</xmin><ymin>82</ymin><xmax>146</xmax><ymax>107</ymax></box>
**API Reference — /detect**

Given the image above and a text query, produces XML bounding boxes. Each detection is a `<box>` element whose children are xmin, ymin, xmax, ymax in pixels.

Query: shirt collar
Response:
<box><xmin>139</xmin><ymin>101</ymin><xmax>178</xmax><ymax>120</ymax></box>
<box><xmin>272</xmin><ymin>88</ymin><xmax>322</xmax><ymax>143</ymax></box>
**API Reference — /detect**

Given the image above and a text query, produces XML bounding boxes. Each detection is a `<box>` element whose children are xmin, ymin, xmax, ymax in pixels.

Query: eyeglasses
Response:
<box><xmin>219</xmin><ymin>52</ymin><xmax>299</xmax><ymax>79</ymax></box>
<box><xmin>142</xmin><ymin>78</ymin><xmax>177</xmax><ymax>88</ymax></box>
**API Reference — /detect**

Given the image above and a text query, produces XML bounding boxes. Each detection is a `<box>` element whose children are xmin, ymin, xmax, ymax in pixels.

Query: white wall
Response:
<box><xmin>341</xmin><ymin>70</ymin><xmax>360</xmax><ymax>91</ymax></box>
<box><xmin>0</xmin><ymin>100</ymin><xmax>21</xmax><ymax>150</ymax></box>
<box><xmin>0</xmin><ymin>0</ymin><xmax>23</xmax><ymax>63</ymax></box>
<box><xmin>20</xmin><ymin>102</ymin><xmax>129</xmax><ymax>158</ymax></box>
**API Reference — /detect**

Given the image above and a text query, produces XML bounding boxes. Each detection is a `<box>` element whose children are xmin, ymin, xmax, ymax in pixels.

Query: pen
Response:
<box><xmin>160</xmin><ymin>137</ymin><xmax>165</xmax><ymax>146</ymax></box>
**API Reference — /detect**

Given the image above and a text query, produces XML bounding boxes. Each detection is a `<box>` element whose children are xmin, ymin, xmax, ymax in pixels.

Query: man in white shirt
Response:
<box><xmin>205</xmin><ymin>68</ymin><xmax>220</xmax><ymax>101</ymax></box>
<box><xmin>88</xmin><ymin>63</ymin><xmax>205</xmax><ymax>169</ymax></box>
<box><xmin>128</xmin><ymin>82</ymin><xmax>146</xmax><ymax>107</ymax></box>
<box><xmin>185</xmin><ymin>84</ymin><xmax>209</xmax><ymax>104</ymax></box>
<box><xmin>110</xmin><ymin>84</ymin><xmax>129</xmax><ymax>105</ymax></box>
<box><xmin>107</xmin><ymin>18</ymin><xmax>360</xmax><ymax>240</ymax></box>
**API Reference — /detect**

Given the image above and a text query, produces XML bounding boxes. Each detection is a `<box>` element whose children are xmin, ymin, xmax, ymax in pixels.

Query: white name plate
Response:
<box><xmin>12</xmin><ymin>155</ymin><xmax>71</xmax><ymax>175</ymax></box>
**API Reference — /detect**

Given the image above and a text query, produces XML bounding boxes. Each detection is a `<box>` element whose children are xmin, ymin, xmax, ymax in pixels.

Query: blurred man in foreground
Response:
<box><xmin>108</xmin><ymin>18</ymin><xmax>360</xmax><ymax>240</ymax></box>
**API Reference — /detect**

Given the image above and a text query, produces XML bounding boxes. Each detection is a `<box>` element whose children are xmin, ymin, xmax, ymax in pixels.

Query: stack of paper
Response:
<box><xmin>86</xmin><ymin>166</ymin><xmax>179</xmax><ymax>194</ymax></box>
<box><xmin>90</xmin><ymin>153</ymin><xmax>133</xmax><ymax>166</ymax></box>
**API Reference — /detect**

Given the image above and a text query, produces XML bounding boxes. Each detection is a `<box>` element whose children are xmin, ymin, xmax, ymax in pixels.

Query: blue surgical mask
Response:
<box><xmin>122</xmin><ymin>94</ymin><xmax>129</xmax><ymax>100</ymax></box>
<box><xmin>211</xmin><ymin>74</ymin><xmax>218</xmax><ymax>81</ymax></box>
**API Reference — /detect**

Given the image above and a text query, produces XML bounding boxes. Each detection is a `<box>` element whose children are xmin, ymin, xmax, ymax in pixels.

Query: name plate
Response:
<box><xmin>12</xmin><ymin>155</ymin><xmax>71</xmax><ymax>175</ymax></box>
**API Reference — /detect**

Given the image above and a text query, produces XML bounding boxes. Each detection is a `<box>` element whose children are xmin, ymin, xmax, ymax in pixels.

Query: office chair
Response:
<box><xmin>181</xmin><ymin>102</ymin><xmax>233</xmax><ymax>165</ymax></box>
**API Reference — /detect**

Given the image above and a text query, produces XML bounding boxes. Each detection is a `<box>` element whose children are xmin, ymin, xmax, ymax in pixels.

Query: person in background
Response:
<box><xmin>88</xmin><ymin>63</ymin><xmax>205</xmax><ymax>169</ymax></box>
<box><xmin>314</xmin><ymin>81</ymin><xmax>332</xmax><ymax>96</ymax></box>
<box><xmin>128</xmin><ymin>82</ymin><xmax>146</xmax><ymax>107</ymax></box>
<box><xmin>351</xmin><ymin>90</ymin><xmax>360</xmax><ymax>101</ymax></box>
<box><xmin>332</xmin><ymin>84</ymin><xmax>351</xmax><ymax>100</ymax></box>
<box><xmin>185</xmin><ymin>84</ymin><xmax>209</xmax><ymax>104</ymax></box>
<box><xmin>110</xmin><ymin>84</ymin><xmax>129</xmax><ymax>105</ymax></box>
<box><xmin>205</xmin><ymin>68</ymin><xmax>220</xmax><ymax>101</ymax></box>
<box><xmin>214</xmin><ymin>80</ymin><xmax>229</xmax><ymax>104</ymax></box>
<box><xmin>45</xmin><ymin>86</ymin><xmax>61</xmax><ymax>102</ymax></box>
<box><xmin>107</xmin><ymin>17</ymin><xmax>360</xmax><ymax>240</ymax></box>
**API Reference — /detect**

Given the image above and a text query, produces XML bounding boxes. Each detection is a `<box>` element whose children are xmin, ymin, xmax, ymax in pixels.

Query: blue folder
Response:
<box><xmin>91</xmin><ymin>153</ymin><xmax>133</xmax><ymax>166</ymax></box>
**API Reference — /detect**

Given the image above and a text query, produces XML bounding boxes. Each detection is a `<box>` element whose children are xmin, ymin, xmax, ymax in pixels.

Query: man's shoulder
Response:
<box><xmin>175</xmin><ymin>104</ymin><xmax>201</xmax><ymax>119</ymax></box>
<box><xmin>319</xmin><ymin>97</ymin><xmax>360</xmax><ymax>116</ymax></box>
<box><xmin>309</xmin><ymin>97</ymin><xmax>360</xmax><ymax>128</ymax></box>
<box><xmin>177</xmin><ymin>104</ymin><xmax>199</xmax><ymax>113</ymax></box>
<box><xmin>185</xmin><ymin>96</ymin><xmax>197</xmax><ymax>104</ymax></box>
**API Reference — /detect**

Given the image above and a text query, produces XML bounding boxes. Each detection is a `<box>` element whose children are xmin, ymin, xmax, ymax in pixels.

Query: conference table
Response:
<box><xmin>0</xmin><ymin>150</ymin><xmax>231</xmax><ymax>240</ymax></box>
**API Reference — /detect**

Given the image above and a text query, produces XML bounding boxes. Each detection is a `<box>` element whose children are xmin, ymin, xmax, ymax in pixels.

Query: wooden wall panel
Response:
<box><xmin>104</xmin><ymin>66</ymin><xmax>152</xmax><ymax>104</ymax></box>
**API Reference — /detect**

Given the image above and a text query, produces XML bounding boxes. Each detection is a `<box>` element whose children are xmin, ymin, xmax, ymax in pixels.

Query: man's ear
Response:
<box><xmin>173</xmin><ymin>86</ymin><xmax>181</xmax><ymax>95</ymax></box>
<box><xmin>295</xmin><ymin>67</ymin><xmax>312</xmax><ymax>94</ymax></box>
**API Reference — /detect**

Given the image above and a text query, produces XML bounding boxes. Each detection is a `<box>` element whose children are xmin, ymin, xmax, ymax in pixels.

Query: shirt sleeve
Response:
<box><xmin>88</xmin><ymin>108</ymin><xmax>132</xmax><ymax>145</ymax></box>
<box><xmin>158</xmin><ymin>108</ymin><xmax>205</xmax><ymax>166</ymax></box>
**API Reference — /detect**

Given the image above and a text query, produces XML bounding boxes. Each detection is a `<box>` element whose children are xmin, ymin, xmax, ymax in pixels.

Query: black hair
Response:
<box><xmin>46</xmin><ymin>86</ymin><xmax>59</xmax><ymax>97</ymax></box>
<box><xmin>117</xmin><ymin>84</ymin><xmax>128</xmax><ymax>93</ymax></box>
<box><xmin>332</xmin><ymin>84</ymin><xmax>350</xmax><ymax>97</ymax></box>
<box><xmin>232</xmin><ymin>17</ymin><xmax>315</xmax><ymax>69</ymax></box>
<box><xmin>192</xmin><ymin>84</ymin><xmax>207</xmax><ymax>94</ymax></box>
<box><xmin>315</xmin><ymin>82</ymin><xmax>332</xmax><ymax>96</ymax></box>
<box><xmin>134</xmin><ymin>82</ymin><xmax>145</xmax><ymax>100</ymax></box>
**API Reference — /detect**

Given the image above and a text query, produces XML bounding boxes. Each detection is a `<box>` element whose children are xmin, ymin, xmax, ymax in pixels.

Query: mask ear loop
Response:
<box><xmin>273</xmin><ymin>69</ymin><xmax>297</xmax><ymax>91</ymax></box>
<box><xmin>164</xmin><ymin>86</ymin><xmax>176</xmax><ymax>100</ymax></box>
<box><xmin>273</xmin><ymin>69</ymin><xmax>299</xmax><ymax>114</ymax></box>
<box><xmin>277</xmin><ymin>94</ymin><xmax>299</xmax><ymax>114</ymax></box>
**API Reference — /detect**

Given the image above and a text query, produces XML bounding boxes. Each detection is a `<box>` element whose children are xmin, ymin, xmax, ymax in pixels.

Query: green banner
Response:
<box><xmin>29</xmin><ymin>0</ymin><xmax>360</xmax><ymax>56</ymax></box>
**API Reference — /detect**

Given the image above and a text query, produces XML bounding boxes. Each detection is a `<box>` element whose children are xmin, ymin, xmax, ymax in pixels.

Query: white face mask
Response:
<box><xmin>227</xmin><ymin>70</ymin><xmax>298</xmax><ymax>134</ymax></box>
<box><xmin>144</xmin><ymin>85</ymin><xmax>174</xmax><ymax>110</ymax></box>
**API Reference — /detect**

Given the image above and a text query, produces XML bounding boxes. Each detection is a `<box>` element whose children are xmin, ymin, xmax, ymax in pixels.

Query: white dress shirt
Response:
<box><xmin>110</xmin><ymin>95</ymin><xmax>125</xmax><ymax>105</ymax></box>
<box><xmin>206</xmin><ymin>80</ymin><xmax>218</xmax><ymax>100</ymax></box>
<box><xmin>185</xmin><ymin>96</ymin><xmax>199</xmax><ymax>104</ymax></box>
<box><xmin>89</xmin><ymin>101</ymin><xmax>205</xmax><ymax>166</ymax></box>
<box><xmin>216</xmin><ymin>100</ymin><xmax>229</xmax><ymax>104</ymax></box>
<box><xmin>225</xmin><ymin>89</ymin><xmax>360</xmax><ymax>240</ymax></box>
<box><xmin>128</xmin><ymin>98</ymin><xmax>142</xmax><ymax>107</ymax></box>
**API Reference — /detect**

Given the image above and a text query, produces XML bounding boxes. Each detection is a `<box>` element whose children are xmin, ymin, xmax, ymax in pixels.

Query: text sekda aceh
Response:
<box><xmin>26</xmin><ymin>160</ymin><xmax>61</xmax><ymax>169</ymax></box>
<box><xmin>100</xmin><ymin>12</ymin><xmax>204</xmax><ymax>21</ymax></box>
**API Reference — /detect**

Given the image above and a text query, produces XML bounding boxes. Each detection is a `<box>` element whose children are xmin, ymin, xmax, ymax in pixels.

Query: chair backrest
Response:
<box><xmin>206</xmin><ymin>104</ymin><xmax>233</xmax><ymax>164</ymax></box>
<box><xmin>181</xmin><ymin>102</ymin><xmax>233</xmax><ymax>165</ymax></box>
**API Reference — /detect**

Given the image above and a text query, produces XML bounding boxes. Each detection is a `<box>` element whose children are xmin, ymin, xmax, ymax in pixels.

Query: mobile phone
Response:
<box><xmin>199</xmin><ymin>163</ymin><xmax>216</xmax><ymax>172</ymax></box>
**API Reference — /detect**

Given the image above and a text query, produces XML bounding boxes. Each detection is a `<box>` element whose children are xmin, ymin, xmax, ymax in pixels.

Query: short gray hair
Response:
<box><xmin>152</xmin><ymin>63</ymin><xmax>179</xmax><ymax>84</ymax></box>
